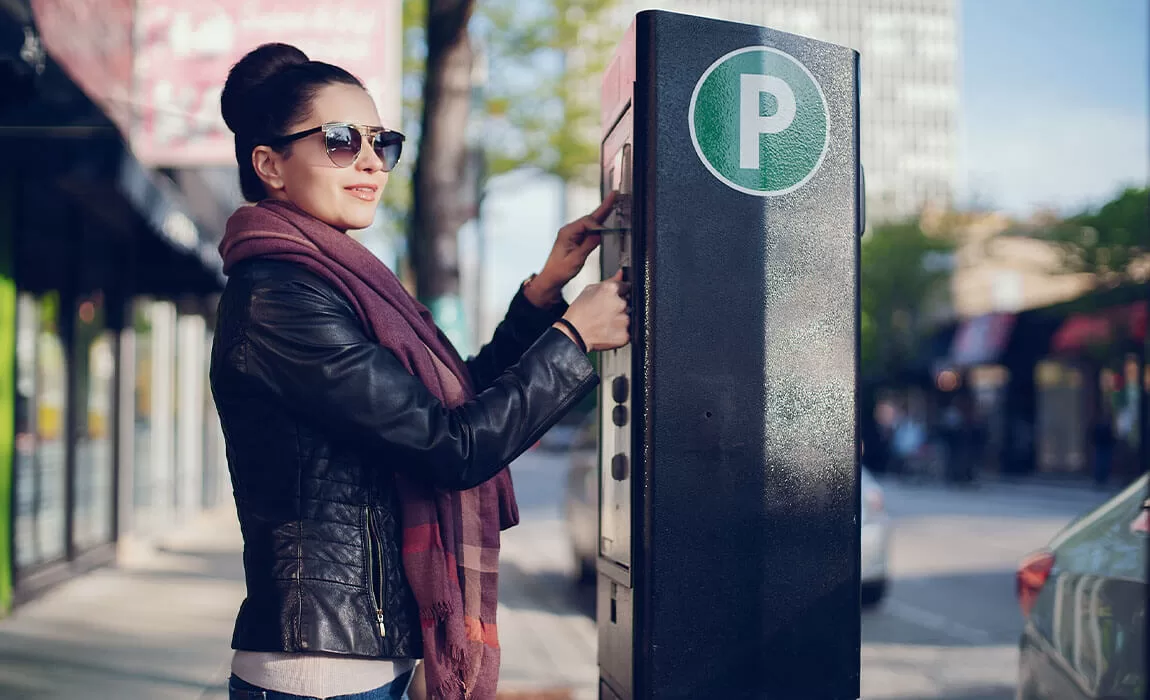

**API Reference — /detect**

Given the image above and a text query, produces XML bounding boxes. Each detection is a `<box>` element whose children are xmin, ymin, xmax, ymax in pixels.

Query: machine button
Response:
<box><xmin>612</xmin><ymin>376</ymin><xmax>630</xmax><ymax>403</ymax></box>
<box><xmin>612</xmin><ymin>405</ymin><xmax>629</xmax><ymax>427</ymax></box>
<box><xmin>611</xmin><ymin>453</ymin><xmax>629</xmax><ymax>481</ymax></box>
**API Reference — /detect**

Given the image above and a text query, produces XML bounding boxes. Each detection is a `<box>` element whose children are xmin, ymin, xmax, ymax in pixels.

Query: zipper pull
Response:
<box><xmin>377</xmin><ymin>610</ymin><xmax>386</xmax><ymax>637</ymax></box>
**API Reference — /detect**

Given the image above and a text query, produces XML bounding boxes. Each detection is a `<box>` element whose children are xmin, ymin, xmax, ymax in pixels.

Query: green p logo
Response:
<box><xmin>689</xmin><ymin>46</ymin><xmax>829</xmax><ymax>197</ymax></box>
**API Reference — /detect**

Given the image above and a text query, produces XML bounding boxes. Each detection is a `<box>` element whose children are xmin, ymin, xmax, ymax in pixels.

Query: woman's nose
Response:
<box><xmin>357</xmin><ymin>141</ymin><xmax>384</xmax><ymax>173</ymax></box>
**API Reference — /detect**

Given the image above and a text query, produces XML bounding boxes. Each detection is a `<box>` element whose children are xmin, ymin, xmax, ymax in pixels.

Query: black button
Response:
<box><xmin>612</xmin><ymin>405</ymin><xmax>629</xmax><ymax>427</ymax></box>
<box><xmin>612</xmin><ymin>376</ymin><xmax>630</xmax><ymax>404</ymax></box>
<box><xmin>611</xmin><ymin>453</ymin><xmax>629</xmax><ymax>481</ymax></box>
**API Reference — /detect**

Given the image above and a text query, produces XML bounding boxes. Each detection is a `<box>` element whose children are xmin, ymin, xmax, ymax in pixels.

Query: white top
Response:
<box><xmin>232</xmin><ymin>651</ymin><xmax>416</xmax><ymax>697</ymax></box>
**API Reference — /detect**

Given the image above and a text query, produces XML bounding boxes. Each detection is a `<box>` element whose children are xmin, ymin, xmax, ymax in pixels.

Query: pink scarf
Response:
<box><xmin>220</xmin><ymin>200</ymin><xmax>518</xmax><ymax>699</ymax></box>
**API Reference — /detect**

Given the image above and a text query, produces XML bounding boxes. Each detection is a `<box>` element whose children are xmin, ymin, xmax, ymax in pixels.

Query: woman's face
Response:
<box><xmin>253</xmin><ymin>83</ymin><xmax>389</xmax><ymax>232</ymax></box>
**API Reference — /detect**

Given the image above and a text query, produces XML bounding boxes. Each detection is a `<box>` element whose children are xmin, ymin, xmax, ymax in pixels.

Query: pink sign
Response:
<box><xmin>132</xmin><ymin>1</ymin><xmax>401</xmax><ymax>166</ymax></box>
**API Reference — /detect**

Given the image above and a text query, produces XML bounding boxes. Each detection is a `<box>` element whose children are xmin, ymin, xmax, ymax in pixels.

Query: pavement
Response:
<box><xmin>0</xmin><ymin>448</ymin><xmax>1129</xmax><ymax>700</ymax></box>
<box><xmin>0</xmin><ymin>450</ymin><xmax>599</xmax><ymax>700</ymax></box>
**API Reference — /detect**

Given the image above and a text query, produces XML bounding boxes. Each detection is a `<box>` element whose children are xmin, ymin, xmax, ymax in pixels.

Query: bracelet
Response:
<box><xmin>554</xmin><ymin>318</ymin><xmax>588</xmax><ymax>354</ymax></box>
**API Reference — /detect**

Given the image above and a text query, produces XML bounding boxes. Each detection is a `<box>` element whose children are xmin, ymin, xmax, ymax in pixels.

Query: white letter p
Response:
<box><xmin>740</xmin><ymin>74</ymin><xmax>796</xmax><ymax>170</ymax></box>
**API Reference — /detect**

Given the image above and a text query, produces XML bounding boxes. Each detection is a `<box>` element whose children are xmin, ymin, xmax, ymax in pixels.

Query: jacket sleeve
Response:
<box><xmin>465</xmin><ymin>286</ymin><xmax>569</xmax><ymax>391</ymax></box>
<box><xmin>239</xmin><ymin>275</ymin><xmax>598</xmax><ymax>491</ymax></box>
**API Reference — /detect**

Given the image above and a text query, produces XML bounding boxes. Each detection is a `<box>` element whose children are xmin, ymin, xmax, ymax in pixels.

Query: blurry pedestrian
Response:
<box><xmin>892</xmin><ymin>409</ymin><xmax>926</xmax><ymax>479</ymax></box>
<box><xmin>940</xmin><ymin>401</ymin><xmax>963</xmax><ymax>482</ymax></box>
<box><xmin>1092</xmin><ymin>409</ymin><xmax>1116</xmax><ymax>487</ymax></box>
<box><xmin>943</xmin><ymin>395</ymin><xmax>978</xmax><ymax>484</ymax></box>
<box><xmin>210</xmin><ymin>43</ymin><xmax>630</xmax><ymax>700</ymax></box>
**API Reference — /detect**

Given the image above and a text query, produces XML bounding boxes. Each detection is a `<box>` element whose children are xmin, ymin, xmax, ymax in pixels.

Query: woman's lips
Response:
<box><xmin>345</xmin><ymin>185</ymin><xmax>378</xmax><ymax>201</ymax></box>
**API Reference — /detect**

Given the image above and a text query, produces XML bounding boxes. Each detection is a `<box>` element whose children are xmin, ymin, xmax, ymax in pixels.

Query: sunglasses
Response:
<box><xmin>266</xmin><ymin>122</ymin><xmax>405</xmax><ymax>171</ymax></box>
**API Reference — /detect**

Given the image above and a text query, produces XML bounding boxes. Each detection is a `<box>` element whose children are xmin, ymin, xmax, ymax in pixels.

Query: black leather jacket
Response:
<box><xmin>209</xmin><ymin>259</ymin><xmax>598</xmax><ymax>659</ymax></box>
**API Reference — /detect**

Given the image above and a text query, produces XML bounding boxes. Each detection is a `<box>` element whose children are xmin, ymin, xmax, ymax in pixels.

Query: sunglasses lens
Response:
<box><xmin>373</xmin><ymin>134</ymin><xmax>403</xmax><ymax>172</ymax></box>
<box><xmin>324</xmin><ymin>125</ymin><xmax>360</xmax><ymax>168</ymax></box>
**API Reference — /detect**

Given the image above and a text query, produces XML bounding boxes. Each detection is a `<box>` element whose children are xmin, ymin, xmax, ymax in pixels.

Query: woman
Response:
<box><xmin>211</xmin><ymin>43</ymin><xmax>629</xmax><ymax>700</ymax></box>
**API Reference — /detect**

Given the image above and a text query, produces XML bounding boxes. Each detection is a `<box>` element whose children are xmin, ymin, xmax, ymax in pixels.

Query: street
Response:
<box><xmin>498</xmin><ymin>450</ymin><xmax>1120</xmax><ymax>699</ymax></box>
<box><xmin>859</xmin><ymin>477</ymin><xmax>1114</xmax><ymax>699</ymax></box>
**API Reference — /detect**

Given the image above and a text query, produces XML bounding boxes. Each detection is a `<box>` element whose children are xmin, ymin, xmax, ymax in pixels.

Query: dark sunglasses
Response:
<box><xmin>266</xmin><ymin>122</ymin><xmax>405</xmax><ymax>171</ymax></box>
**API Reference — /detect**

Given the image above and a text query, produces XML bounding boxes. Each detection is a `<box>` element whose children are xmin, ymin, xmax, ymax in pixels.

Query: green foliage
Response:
<box><xmin>861</xmin><ymin>220</ymin><xmax>956</xmax><ymax>380</ymax></box>
<box><xmin>1039</xmin><ymin>187</ymin><xmax>1149</xmax><ymax>287</ymax></box>
<box><xmin>397</xmin><ymin>0</ymin><xmax>618</xmax><ymax>189</ymax></box>
<box><xmin>471</xmin><ymin>0</ymin><xmax>618</xmax><ymax>184</ymax></box>
<box><xmin>387</xmin><ymin>0</ymin><xmax>618</xmax><ymax>286</ymax></box>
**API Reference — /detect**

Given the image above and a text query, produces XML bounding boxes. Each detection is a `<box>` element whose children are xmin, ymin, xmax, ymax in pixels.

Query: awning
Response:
<box><xmin>1</xmin><ymin>25</ymin><xmax>224</xmax><ymax>298</ymax></box>
<box><xmin>948</xmin><ymin>312</ymin><xmax>1017</xmax><ymax>367</ymax></box>
<box><xmin>1052</xmin><ymin>301</ymin><xmax>1148</xmax><ymax>354</ymax></box>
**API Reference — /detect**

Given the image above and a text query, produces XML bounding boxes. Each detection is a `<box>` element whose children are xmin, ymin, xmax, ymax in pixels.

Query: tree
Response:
<box><xmin>1039</xmin><ymin>187</ymin><xmax>1149</xmax><ymax>289</ymax></box>
<box><xmin>473</xmin><ymin>0</ymin><xmax>618</xmax><ymax>186</ymax></box>
<box><xmin>861</xmin><ymin>220</ymin><xmax>956</xmax><ymax>382</ymax></box>
<box><xmin>397</xmin><ymin>0</ymin><xmax>619</xmax><ymax>313</ymax></box>
<box><xmin>408</xmin><ymin>0</ymin><xmax>476</xmax><ymax>337</ymax></box>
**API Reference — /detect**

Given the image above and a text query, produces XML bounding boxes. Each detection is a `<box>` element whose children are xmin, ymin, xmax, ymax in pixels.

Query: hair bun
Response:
<box><xmin>221</xmin><ymin>43</ymin><xmax>310</xmax><ymax>136</ymax></box>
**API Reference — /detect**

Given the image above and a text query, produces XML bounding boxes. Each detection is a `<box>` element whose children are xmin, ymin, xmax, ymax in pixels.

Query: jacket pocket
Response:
<box><xmin>365</xmin><ymin>506</ymin><xmax>387</xmax><ymax>639</ymax></box>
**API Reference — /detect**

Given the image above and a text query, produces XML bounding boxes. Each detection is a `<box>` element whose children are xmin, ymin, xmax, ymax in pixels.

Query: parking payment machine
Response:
<box><xmin>596</xmin><ymin>11</ymin><xmax>862</xmax><ymax>699</ymax></box>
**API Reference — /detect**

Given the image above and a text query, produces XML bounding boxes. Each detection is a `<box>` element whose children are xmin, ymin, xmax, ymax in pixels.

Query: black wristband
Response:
<box><xmin>554</xmin><ymin>318</ymin><xmax>588</xmax><ymax>354</ymax></box>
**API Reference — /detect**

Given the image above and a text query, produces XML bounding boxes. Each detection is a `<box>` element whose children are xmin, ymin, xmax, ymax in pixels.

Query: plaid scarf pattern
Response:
<box><xmin>220</xmin><ymin>200</ymin><xmax>519</xmax><ymax>699</ymax></box>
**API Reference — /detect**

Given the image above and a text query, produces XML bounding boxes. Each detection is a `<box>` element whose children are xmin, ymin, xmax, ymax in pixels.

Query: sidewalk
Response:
<box><xmin>0</xmin><ymin>494</ymin><xmax>598</xmax><ymax>700</ymax></box>
<box><xmin>0</xmin><ymin>508</ymin><xmax>243</xmax><ymax>700</ymax></box>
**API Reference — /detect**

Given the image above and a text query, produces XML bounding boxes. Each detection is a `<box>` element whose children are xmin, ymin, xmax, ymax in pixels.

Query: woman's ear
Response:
<box><xmin>252</xmin><ymin>146</ymin><xmax>286</xmax><ymax>194</ymax></box>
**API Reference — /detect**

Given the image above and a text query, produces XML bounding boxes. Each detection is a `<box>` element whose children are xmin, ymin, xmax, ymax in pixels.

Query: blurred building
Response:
<box><xmin>927</xmin><ymin>209</ymin><xmax>1147</xmax><ymax>481</ymax></box>
<box><xmin>0</xmin><ymin>0</ymin><xmax>402</xmax><ymax>615</ymax></box>
<box><xmin>641</xmin><ymin>0</ymin><xmax>959</xmax><ymax>224</ymax></box>
<box><xmin>568</xmin><ymin>0</ymin><xmax>959</xmax><ymax>227</ymax></box>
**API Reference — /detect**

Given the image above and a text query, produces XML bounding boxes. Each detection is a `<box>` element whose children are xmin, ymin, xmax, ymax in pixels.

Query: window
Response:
<box><xmin>71</xmin><ymin>292</ymin><xmax>115</xmax><ymax>552</ymax></box>
<box><xmin>12</xmin><ymin>293</ymin><xmax>69</xmax><ymax>570</ymax></box>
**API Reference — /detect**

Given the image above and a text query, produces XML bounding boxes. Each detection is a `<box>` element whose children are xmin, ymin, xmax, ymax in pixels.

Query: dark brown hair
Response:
<box><xmin>220</xmin><ymin>43</ymin><xmax>363</xmax><ymax>202</ymax></box>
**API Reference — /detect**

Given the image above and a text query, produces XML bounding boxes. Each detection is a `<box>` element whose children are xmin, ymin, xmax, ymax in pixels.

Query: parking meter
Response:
<box><xmin>596</xmin><ymin>11</ymin><xmax>862</xmax><ymax>699</ymax></box>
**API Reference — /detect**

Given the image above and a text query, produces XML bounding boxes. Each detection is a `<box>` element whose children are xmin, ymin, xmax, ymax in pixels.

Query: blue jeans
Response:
<box><xmin>228</xmin><ymin>672</ymin><xmax>412</xmax><ymax>700</ymax></box>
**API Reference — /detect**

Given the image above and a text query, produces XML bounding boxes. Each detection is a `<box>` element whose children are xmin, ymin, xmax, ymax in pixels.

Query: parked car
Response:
<box><xmin>1016</xmin><ymin>473</ymin><xmax>1148</xmax><ymax>700</ymax></box>
<box><xmin>563</xmin><ymin>414</ymin><xmax>600</xmax><ymax>584</ymax></box>
<box><xmin>859</xmin><ymin>465</ymin><xmax>892</xmax><ymax>606</ymax></box>
<box><xmin>562</xmin><ymin>415</ymin><xmax>892</xmax><ymax>606</ymax></box>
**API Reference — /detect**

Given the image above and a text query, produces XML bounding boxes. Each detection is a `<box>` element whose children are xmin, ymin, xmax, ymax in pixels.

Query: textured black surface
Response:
<box><xmin>598</xmin><ymin>10</ymin><xmax>860</xmax><ymax>699</ymax></box>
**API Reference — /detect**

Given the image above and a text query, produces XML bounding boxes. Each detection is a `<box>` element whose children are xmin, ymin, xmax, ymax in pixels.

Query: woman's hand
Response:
<box><xmin>555</xmin><ymin>269</ymin><xmax>630</xmax><ymax>352</ymax></box>
<box><xmin>525</xmin><ymin>192</ymin><xmax>618</xmax><ymax>307</ymax></box>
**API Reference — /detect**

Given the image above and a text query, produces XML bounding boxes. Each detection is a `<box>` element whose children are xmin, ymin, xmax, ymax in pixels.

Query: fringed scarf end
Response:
<box><xmin>420</xmin><ymin>600</ymin><xmax>456</xmax><ymax>623</ymax></box>
<box><xmin>428</xmin><ymin>675</ymin><xmax>467</xmax><ymax>700</ymax></box>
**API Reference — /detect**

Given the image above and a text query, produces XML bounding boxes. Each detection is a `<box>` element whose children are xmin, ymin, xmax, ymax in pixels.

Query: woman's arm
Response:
<box><xmin>463</xmin><ymin>192</ymin><xmax>617</xmax><ymax>388</ymax></box>
<box><xmin>465</xmin><ymin>277</ymin><xmax>570</xmax><ymax>390</ymax></box>
<box><xmin>238</xmin><ymin>274</ymin><xmax>598</xmax><ymax>491</ymax></box>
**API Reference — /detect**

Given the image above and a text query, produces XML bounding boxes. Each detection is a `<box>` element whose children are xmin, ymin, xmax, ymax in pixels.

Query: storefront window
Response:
<box><xmin>13</xmin><ymin>293</ymin><xmax>39</xmax><ymax>569</ymax></box>
<box><xmin>72</xmin><ymin>292</ymin><xmax>115</xmax><ymax>552</ymax></box>
<box><xmin>1036</xmin><ymin>361</ymin><xmax>1087</xmax><ymax>472</ymax></box>
<box><xmin>175</xmin><ymin>312</ymin><xmax>206</xmax><ymax>519</ymax></box>
<box><xmin>131</xmin><ymin>300</ymin><xmax>154</xmax><ymax>534</ymax></box>
<box><xmin>969</xmin><ymin>365</ymin><xmax>1010</xmax><ymax>472</ymax></box>
<box><xmin>13</xmin><ymin>292</ymin><xmax>68</xmax><ymax>569</ymax></box>
<box><xmin>201</xmin><ymin>327</ymin><xmax>224</xmax><ymax>509</ymax></box>
<box><xmin>132</xmin><ymin>300</ymin><xmax>179</xmax><ymax>534</ymax></box>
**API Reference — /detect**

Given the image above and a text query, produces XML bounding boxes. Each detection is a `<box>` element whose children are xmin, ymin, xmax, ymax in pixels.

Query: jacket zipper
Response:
<box><xmin>365</xmin><ymin>506</ymin><xmax>386</xmax><ymax>639</ymax></box>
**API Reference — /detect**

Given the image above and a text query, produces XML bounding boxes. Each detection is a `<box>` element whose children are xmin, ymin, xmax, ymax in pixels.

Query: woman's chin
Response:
<box><xmin>339</xmin><ymin>210</ymin><xmax>377</xmax><ymax>232</ymax></box>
